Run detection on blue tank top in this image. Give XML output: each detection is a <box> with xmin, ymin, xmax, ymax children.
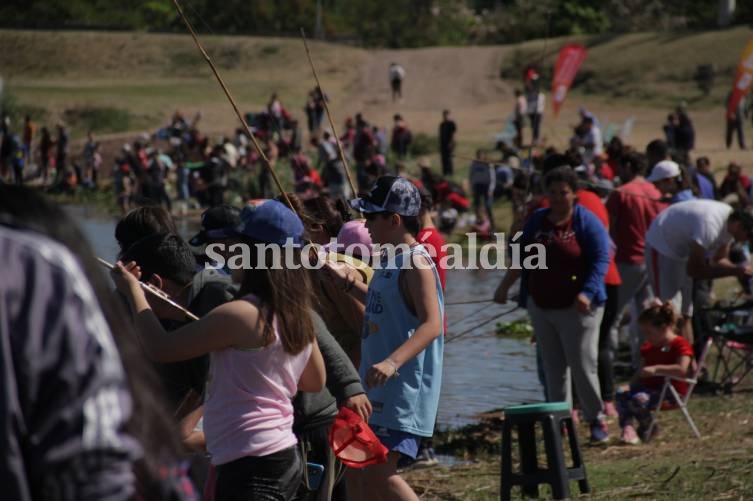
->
<box><xmin>360</xmin><ymin>244</ymin><xmax>444</xmax><ymax>436</ymax></box>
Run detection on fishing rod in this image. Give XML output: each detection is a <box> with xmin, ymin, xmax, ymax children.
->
<box><xmin>445</xmin><ymin>294</ymin><xmax>519</xmax><ymax>330</ymax></box>
<box><xmin>300</xmin><ymin>28</ymin><xmax>359</xmax><ymax>198</ymax></box>
<box><xmin>446</xmin><ymin>299</ymin><xmax>493</xmax><ymax>306</ymax></box>
<box><xmin>171</xmin><ymin>0</ymin><xmax>293</xmax><ymax>211</ymax></box>
<box><xmin>97</xmin><ymin>257</ymin><xmax>200</xmax><ymax>322</ymax></box>
<box><xmin>446</xmin><ymin>305</ymin><xmax>520</xmax><ymax>344</ymax></box>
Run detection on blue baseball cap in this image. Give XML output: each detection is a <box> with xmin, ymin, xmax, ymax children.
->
<box><xmin>235</xmin><ymin>200</ymin><xmax>304</xmax><ymax>246</ymax></box>
<box><xmin>350</xmin><ymin>176</ymin><xmax>421</xmax><ymax>217</ymax></box>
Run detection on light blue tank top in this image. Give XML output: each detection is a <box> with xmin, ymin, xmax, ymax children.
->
<box><xmin>360</xmin><ymin>244</ymin><xmax>444</xmax><ymax>437</ymax></box>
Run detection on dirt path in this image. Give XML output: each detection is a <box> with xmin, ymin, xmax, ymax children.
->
<box><xmin>332</xmin><ymin>46</ymin><xmax>514</xmax><ymax>148</ymax></box>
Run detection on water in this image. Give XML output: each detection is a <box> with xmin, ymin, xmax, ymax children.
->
<box><xmin>72</xmin><ymin>207</ymin><xmax>544</xmax><ymax>428</ymax></box>
<box><xmin>441</xmin><ymin>268</ymin><xmax>544</xmax><ymax>427</ymax></box>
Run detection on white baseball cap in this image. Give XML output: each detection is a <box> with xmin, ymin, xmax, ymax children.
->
<box><xmin>647</xmin><ymin>160</ymin><xmax>680</xmax><ymax>183</ymax></box>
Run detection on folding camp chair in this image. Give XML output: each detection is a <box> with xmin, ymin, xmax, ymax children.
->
<box><xmin>712</xmin><ymin>321</ymin><xmax>753</xmax><ymax>393</ymax></box>
<box><xmin>644</xmin><ymin>336</ymin><xmax>713</xmax><ymax>441</ymax></box>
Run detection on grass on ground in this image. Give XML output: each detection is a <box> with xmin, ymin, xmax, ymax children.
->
<box><xmin>404</xmin><ymin>384</ymin><xmax>753</xmax><ymax>500</ymax></box>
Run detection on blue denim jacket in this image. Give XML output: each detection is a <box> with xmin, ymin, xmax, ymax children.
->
<box><xmin>517</xmin><ymin>204</ymin><xmax>609</xmax><ymax>309</ymax></box>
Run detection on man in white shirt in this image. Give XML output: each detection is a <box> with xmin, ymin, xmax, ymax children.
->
<box><xmin>389</xmin><ymin>63</ymin><xmax>406</xmax><ymax>103</ymax></box>
<box><xmin>645</xmin><ymin>200</ymin><xmax>753</xmax><ymax>342</ymax></box>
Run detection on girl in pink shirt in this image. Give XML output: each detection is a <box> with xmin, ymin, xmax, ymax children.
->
<box><xmin>113</xmin><ymin>200</ymin><xmax>326</xmax><ymax>500</ymax></box>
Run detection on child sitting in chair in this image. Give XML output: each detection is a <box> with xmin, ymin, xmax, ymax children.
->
<box><xmin>617</xmin><ymin>300</ymin><xmax>694</xmax><ymax>444</ymax></box>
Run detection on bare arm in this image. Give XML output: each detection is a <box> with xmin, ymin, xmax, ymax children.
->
<box><xmin>298</xmin><ymin>339</ymin><xmax>326</xmax><ymax>393</ymax></box>
<box><xmin>112</xmin><ymin>261</ymin><xmax>263</xmax><ymax>362</ymax></box>
<box><xmin>686</xmin><ymin>242</ymin><xmax>748</xmax><ymax>280</ymax></box>
<box><xmin>365</xmin><ymin>255</ymin><xmax>442</xmax><ymax>389</ymax></box>
<box><xmin>179</xmin><ymin>405</ymin><xmax>206</xmax><ymax>453</ymax></box>
<box><xmin>493</xmin><ymin>268</ymin><xmax>522</xmax><ymax>304</ymax></box>
<box><xmin>642</xmin><ymin>355</ymin><xmax>692</xmax><ymax>379</ymax></box>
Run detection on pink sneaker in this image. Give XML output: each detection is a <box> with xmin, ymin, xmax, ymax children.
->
<box><xmin>620</xmin><ymin>424</ymin><xmax>640</xmax><ymax>445</ymax></box>
<box><xmin>604</xmin><ymin>401</ymin><xmax>618</xmax><ymax>418</ymax></box>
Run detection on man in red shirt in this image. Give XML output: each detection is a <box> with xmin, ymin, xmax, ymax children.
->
<box><xmin>605</xmin><ymin>151</ymin><xmax>667</xmax><ymax>368</ymax></box>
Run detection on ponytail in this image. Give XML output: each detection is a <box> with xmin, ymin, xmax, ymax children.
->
<box><xmin>638</xmin><ymin>300</ymin><xmax>677</xmax><ymax>328</ymax></box>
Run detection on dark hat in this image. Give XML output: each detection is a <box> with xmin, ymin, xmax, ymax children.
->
<box><xmin>188</xmin><ymin>205</ymin><xmax>241</xmax><ymax>248</ymax></box>
<box><xmin>349</xmin><ymin>176</ymin><xmax>420</xmax><ymax>217</ymax></box>
<box><xmin>234</xmin><ymin>200</ymin><xmax>304</xmax><ymax>247</ymax></box>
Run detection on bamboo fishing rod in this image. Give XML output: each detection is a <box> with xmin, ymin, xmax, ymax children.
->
<box><xmin>170</xmin><ymin>0</ymin><xmax>293</xmax><ymax>211</ymax></box>
<box><xmin>300</xmin><ymin>28</ymin><xmax>359</xmax><ymax>198</ymax></box>
<box><xmin>97</xmin><ymin>257</ymin><xmax>200</xmax><ymax>322</ymax></box>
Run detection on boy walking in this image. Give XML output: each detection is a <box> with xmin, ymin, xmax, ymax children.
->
<box><xmin>339</xmin><ymin>176</ymin><xmax>444</xmax><ymax>499</ymax></box>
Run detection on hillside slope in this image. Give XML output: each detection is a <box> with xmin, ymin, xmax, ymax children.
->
<box><xmin>2</xmin><ymin>27</ymin><xmax>753</xmax><ymax>169</ymax></box>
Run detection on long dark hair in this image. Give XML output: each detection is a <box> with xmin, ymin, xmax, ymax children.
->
<box><xmin>236</xmin><ymin>236</ymin><xmax>315</xmax><ymax>355</ymax></box>
<box><xmin>0</xmin><ymin>185</ymin><xmax>182</xmax><ymax>493</ymax></box>
<box><xmin>279</xmin><ymin>192</ymin><xmax>344</xmax><ymax>241</ymax></box>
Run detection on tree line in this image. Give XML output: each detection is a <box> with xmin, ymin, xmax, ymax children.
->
<box><xmin>2</xmin><ymin>0</ymin><xmax>751</xmax><ymax>48</ymax></box>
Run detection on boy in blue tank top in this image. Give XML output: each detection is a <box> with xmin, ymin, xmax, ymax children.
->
<box><xmin>337</xmin><ymin>176</ymin><xmax>444</xmax><ymax>500</ymax></box>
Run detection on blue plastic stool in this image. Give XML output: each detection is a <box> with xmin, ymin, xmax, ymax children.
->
<box><xmin>501</xmin><ymin>402</ymin><xmax>589</xmax><ymax>500</ymax></box>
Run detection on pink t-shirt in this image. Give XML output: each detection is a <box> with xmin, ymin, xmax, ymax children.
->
<box><xmin>605</xmin><ymin>179</ymin><xmax>666</xmax><ymax>265</ymax></box>
<box><xmin>203</xmin><ymin>298</ymin><xmax>313</xmax><ymax>465</ymax></box>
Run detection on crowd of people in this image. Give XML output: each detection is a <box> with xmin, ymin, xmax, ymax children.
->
<box><xmin>1</xmin><ymin>165</ymin><xmax>452</xmax><ymax>500</ymax></box>
<box><xmin>494</xmin><ymin>125</ymin><xmax>753</xmax><ymax>445</ymax></box>
<box><xmin>5</xmin><ymin>53</ymin><xmax>753</xmax><ymax>500</ymax></box>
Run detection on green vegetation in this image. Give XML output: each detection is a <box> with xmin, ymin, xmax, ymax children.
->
<box><xmin>495</xmin><ymin>318</ymin><xmax>533</xmax><ymax>338</ymax></box>
<box><xmin>62</xmin><ymin>106</ymin><xmax>132</xmax><ymax>135</ymax></box>
<box><xmin>406</xmin><ymin>376</ymin><xmax>753</xmax><ymax>499</ymax></box>
<box><xmin>1</xmin><ymin>0</ymin><xmax>751</xmax><ymax>48</ymax></box>
<box><xmin>0</xmin><ymin>90</ymin><xmax>47</xmax><ymax>125</ymax></box>
<box><xmin>408</xmin><ymin>132</ymin><xmax>438</xmax><ymax>157</ymax></box>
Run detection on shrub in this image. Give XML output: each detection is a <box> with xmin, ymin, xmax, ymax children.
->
<box><xmin>63</xmin><ymin>106</ymin><xmax>131</xmax><ymax>134</ymax></box>
<box><xmin>409</xmin><ymin>132</ymin><xmax>438</xmax><ymax>156</ymax></box>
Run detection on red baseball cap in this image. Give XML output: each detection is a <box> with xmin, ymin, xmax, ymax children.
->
<box><xmin>328</xmin><ymin>407</ymin><xmax>389</xmax><ymax>469</ymax></box>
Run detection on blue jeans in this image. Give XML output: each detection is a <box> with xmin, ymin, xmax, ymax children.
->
<box><xmin>616</xmin><ymin>385</ymin><xmax>662</xmax><ymax>429</ymax></box>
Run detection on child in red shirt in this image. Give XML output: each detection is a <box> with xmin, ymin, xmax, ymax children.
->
<box><xmin>617</xmin><ymin>300</ymin><xmax>693</xmax><ymax>444</ymax></box>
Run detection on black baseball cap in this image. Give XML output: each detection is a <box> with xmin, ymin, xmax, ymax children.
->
<box><xmin>189</xmin><ymin>205</ymin><xmax>241</xmax><ymax>249</ymax></box>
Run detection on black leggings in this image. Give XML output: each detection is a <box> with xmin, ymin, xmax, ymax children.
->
<box><xmin>215</xmin><ymin>446</ymin><xmax>302</xmax><ymax>501</ymax></box>
<box><xmin>598</xmin><ymin>284</ymin><xmax>619</xmax><ymax>402</ymax></box>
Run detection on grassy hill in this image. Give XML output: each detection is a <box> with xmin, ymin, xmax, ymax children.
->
<box><xmin>2</xmin><ymin>27</ymin><xmax>752</xmax><ymax>139</ymax></box>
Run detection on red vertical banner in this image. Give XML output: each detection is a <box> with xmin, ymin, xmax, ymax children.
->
<box><xmin>727</xmin><ymin>39</ymin><xmax>753</xmax><ymax>119</ymax></box>
<box><xmin>551</xmin><ymin>44</ymin><xmax>588</xmax><ymax>117</ymax></box>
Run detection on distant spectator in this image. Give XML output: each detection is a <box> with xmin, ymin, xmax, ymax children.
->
<box><xmin>391</xmin><ymin>114</ymin><xmax>412</xmax><ymax>159</ymax></box>
<box><xmin>726</xmin><ymin>92</ymin><xmax>746</xmax><ymax>150</ymax></box>
<box><xmin>22</xmin><ymin>115</ymin><xmax>34</xmax><ymax>167</ymax></box>
<box><xmin>388</xmin><ymin>63</ymin><xmax>406</xmax><ymax>102</ymax></box>
<box><xmin>695</xmin><ymin>157</ymin><xmax>717</xmax><ymax>200</ymax></box>
<box><xmin>513</xmin><ymin>89</ymin><xmax>526</xmax><ymax>148</ymax></box>
<box><xmin>38</xmin><ymin>126</ymin><xmax>53</xmax><ymax>184</ymax></box>
<box><xmin>468</xmin><ymin>150</ymin><xmax>495</xmax><ymax>231</ymax></box>
<box><xmin>662</xmin><ymin>113</ymin><xmax>677</xmax><ymax>150</ymax></box>
<box><xmin>719</xmin><ymin>161</ymin><xmax>751</xmax><ymax>206</ymax></box>
<box><xmin>438</xmin><ymin>110</ymin><xmax>456</xmax><ymax>177</ymax></box>
<box><xmin>674</xmin><ymin>104</ymin><xmax>695</xmax><ymax>153</ymax></box>
<box><xmin>55</xmin><ymin>123</ymin><xmax>68</xmax><ymax>184</ymax></box>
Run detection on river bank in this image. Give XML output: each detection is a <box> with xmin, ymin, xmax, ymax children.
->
<box><xmin>403</xmin><ymin>377</ymin><xmax>753</xmax><ymax>500</ymax></box>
